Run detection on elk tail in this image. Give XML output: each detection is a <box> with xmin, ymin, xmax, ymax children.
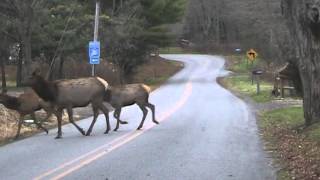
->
<box><xmin>141</xmin><ymin>84</ymin><xmax>152</xmax><ymax>93</ymax></box>
<box><xmin>96</xmin><ymin>77</ymin><xmax>109</xmax><ymax>91</ymax></box>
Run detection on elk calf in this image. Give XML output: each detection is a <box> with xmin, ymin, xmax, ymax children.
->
<box><xmin>104</xmin><ymin>84</ymin><xmax>159</xmax><ymax>131</ymax></box>
<box><xmin>0</xmin><ymin>89</ymin><xmax>53</xmax><ymax>139</ymax></box>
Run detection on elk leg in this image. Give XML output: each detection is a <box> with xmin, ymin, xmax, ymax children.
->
<box><xmin>86</xmin><ymin>106</ymin><xmax>99</xmax><ymax>136</ymax></box>
<box><xmin>137</xmin><ymin>105</ymin><xmax>148</xmax><ymax>130</ymax></box>
<box><xmin>114</xmin><ymin>108</ymin><xmax>128</xmax><ymax>125</ymax></box>
<box><xmin>146</xmin><ymin>103</ymin><xmax>159</xmax><ymax>124</ymax></box>
<box><xmin>114</xmin><ymin>108</ymin><xmax>121</xmax><ymax>131</ymax></box>
<box><xmin>99</xmin><ymin>104</ymin><xmax>110</xmax><ymax>134</ymax></box>
<box><xmin>31</xmin><ymin>113</ymin><xmax>48</xmax><ymax>134</ymax></box>
<box><xmin>42</xmin><ymin>103</ymin><xmax>53</xmax><ymax>122</ymax></box>
<box><xmin>66</xmin><ymin>107</ymin><xmax>85</xmax><ymax>135</ymax></box>
<box><xmin>55</xmin><ymin>109</ymin><xmax>63</xmax><ymax>139</ymax></box>
<box><xmin>15</xmin><ymin>115</ymin><xmax>24</xmax><ymax>140</ymax></box>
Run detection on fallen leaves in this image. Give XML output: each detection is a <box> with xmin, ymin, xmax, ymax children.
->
<box><xmin>262</xmin><ymin>125</ymin><xmax>320</xmax><ymax>180</ymax></box>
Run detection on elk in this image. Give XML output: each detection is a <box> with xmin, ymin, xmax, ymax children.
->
<box><xmin>26</xmin><ymin>70</ymin><xmax>114</xmax><ymax>139</ymax></box>
<box><xmin>0</xmin><ymin>89</ymin><xmax>53</xmax><ymax>139</ymax></box>
<box><xmin>103</xmin><ymin>84</ymin><xmax>159</xmax><ymax>131</ymax></box>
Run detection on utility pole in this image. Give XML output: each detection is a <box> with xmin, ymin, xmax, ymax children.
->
<box><xmin>92</xmin><ymin>0</ymin><xmax>100</xmax><ymax>76</ymax></box>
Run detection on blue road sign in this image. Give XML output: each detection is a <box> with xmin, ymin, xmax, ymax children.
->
<box><xmin>89</xmin><ymin>41</ymin><xmax>100</xmax><ymax>64</ymax></box>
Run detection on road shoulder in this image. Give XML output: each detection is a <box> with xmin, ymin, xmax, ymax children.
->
<box><xmin>219</xmin><ymin>55</ymin><xmax>320</xmax><ymax>180</ymax></box>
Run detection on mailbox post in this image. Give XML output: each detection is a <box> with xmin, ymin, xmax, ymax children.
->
<box><xmin>252</xmin><ymin>69</ymin><xmax>264</xmax><ymax>95</ymax></box>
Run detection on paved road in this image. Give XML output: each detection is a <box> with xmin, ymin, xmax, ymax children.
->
<box><xmin>0</xmin><ymin>55</ymin><xmax>275</xmax><ymax>180</ymax></box>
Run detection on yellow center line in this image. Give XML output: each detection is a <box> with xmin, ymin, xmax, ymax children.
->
<box><xmin>34</xmin><ymin>82</ymin><xmax>193</xmax><ymax>180</ymax></box>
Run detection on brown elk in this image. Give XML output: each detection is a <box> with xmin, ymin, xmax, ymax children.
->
<box><xmin>26</xmin><ymin>70</ymin><xmax>114</xmax><ymax>139</ymax></box>
<box><xmin>0</xmin><ymin>89</ymin><xmax>53</xmax><ymax>139</ymax></box>
<box><xmin>103</xmin><ymin>84</ymin><xmax>158</xmax><ymax>132</ymax></box>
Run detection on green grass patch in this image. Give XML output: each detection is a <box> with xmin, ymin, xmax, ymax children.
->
<box><xmin>223</xmin><ymin>75</ymin><xmax>273</xmax><ymax>103</ymax></box>
<box><xmin>260</xmin><ymin>106</ymin><xmax>320</xmax><ymax>142</ymax></box>
<box><xmin>307</xmin><ymin>123</ymin><xmax>320</xmax><ymax>141</ymax></box>
<box><xmin>260</xmin><ymin>107</ymin><xmax>304</xmax><ymax>129</ymax></box>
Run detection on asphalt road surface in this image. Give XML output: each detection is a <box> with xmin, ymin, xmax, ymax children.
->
<box><xmin>0</xmin><ymin>55</ymin><xmax>275</xmax><ymax>180</ymax></box>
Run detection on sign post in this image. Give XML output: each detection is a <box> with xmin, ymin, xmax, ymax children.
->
<box><xmin>90</xmin><ymin>0</ymin><xmax>100</xmax><ymax>76</ymax></box>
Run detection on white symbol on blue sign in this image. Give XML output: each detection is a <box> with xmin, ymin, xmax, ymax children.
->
<box><xmin>89</xmin><ymin>41</ymin><xmax>100</xmax><ymax>65</ymax></box>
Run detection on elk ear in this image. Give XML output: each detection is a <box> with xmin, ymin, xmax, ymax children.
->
<box><xmin>32</xmin><ymin>68</ymin><xmax>41</xmax><ymax>76</ymax></box>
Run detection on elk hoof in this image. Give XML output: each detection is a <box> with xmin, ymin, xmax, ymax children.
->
<box><xmin>113</xmin><ymin>128</ymin><xmax>118</xmax><ymax>132</ymax></box>
<box><xmin>119</xmin><ymin>120</ymin><xmax>128</xmax><ymax>124</ymax></box>
<box><xmin>55</xmin><ymin>136</ymin><xmax>62</xmax><ymax>139</ymax></box>
<box><xmin>137</xmin><ymin>127</ymin><xmax>142</xmax><ymax>130</ymax></box>
<box><xmin>80</xmin><ymin>129</ymin><xmax>86</xmax><ymax>135</ymax></box>
<box><xmin>85</xmin><ymin>132</ymin><xmax>91</xmax><ymax>136</ymax></box>
<box><xmin>104</xmin><ymin>130</ymin><xmax>109</xmax><ymax>134</ymax></box>
<box><xmin>153</xmin><ymin>120</ymin><xmax>159</xmax><ymax>124</ymax></box>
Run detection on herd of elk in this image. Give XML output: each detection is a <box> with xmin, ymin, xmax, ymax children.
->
<box><xmin>0</xmin><ymin>70</ymin><xmax>157</xmax><ymax>139</ymax></box>
<box><xmin>0</xmin><ymin>89</ymin><xmax>53</xmax><ymax>139</ymax></box>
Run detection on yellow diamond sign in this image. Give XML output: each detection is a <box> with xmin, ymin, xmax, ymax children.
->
<box><xmin>247</xmin><ymin>49</ymin><xmax>258</xmax><ymax>61</ymax></box>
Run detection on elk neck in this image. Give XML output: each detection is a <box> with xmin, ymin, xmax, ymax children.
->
<box><xmin>31</xmin><ymin>76</ymin><xmax>57</xmax><ymax>102</ymax></box>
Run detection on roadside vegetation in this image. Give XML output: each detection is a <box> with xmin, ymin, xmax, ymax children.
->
<box><xmin>158</xmin><ymin>47</ymin><xmax>200</xmax><ymax>54</ymax></box>
<box><xmin>260</xmin><ymin>107</ymin><xmax>320</xmax><ymax>180</ymax></box>
<box><xmin>221</xmin><ymin>54</ymin><xmax>319</xmax><ymax>180</ymax></box>
<box><xmin>221</xmin><ymin>55</ymin><xmax>273</xmax><ymax>103</ymax></box>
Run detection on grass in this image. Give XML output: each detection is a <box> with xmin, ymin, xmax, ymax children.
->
<box><xmin>221</xmin><ymin>55</ymin><xmax>274</xmax><ymax>103</ymax></box>
<box><xmin>223</xmin><ymin>74</ymin><xmax>273</xmax><ymax>103</ymax></box>
<box><xmin>260</xmin><ymin>107</ymin><xmax>304</xmax><ymax>129</ymax></box>
<box><xmin>260</xmin><ymin>106</ymin><xmax>320</xmax><ymax>142</ymax></box>
<box><xmin>306</xmin><ymin>122</ymin><xmax>320</xmax><ymax>142</ymax></box>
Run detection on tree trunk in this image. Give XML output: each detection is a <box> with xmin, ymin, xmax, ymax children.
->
<box><xmin>0</xmin><ymin>56</ymin><xmax>7</xmax><ymax>93</ymax></box>
<box><xmin>16</xmin><ymin>44</ymin><xmax>23</xmax><ymax>87</ymax></box>
<box><xmin>215</xmin><ymin>16</ymin><xmax>220</xmax><ymax>45</ymax></box>
<box><xmin>58</xmin><ymin>56</ymin><xmax>65</xmax><ymax>79</ymax></box>
<box><xmin>282</xmin><ymin>0</ymin><xmax>320</xmax><ymax>125</ymax></box>
<box><xmin>112</xmin><ymin>0</ymin><xmax>116</xmax><ymax>15</ymax></box>
<box><xmin>299</xmin><ymin>63</ymin><xmax>320</xmax><ymax>125</ymax></box>
<box><xmin>20</xmin><ymin>33</ymin><xmax>32</xmax><ymax>82</ymax></box>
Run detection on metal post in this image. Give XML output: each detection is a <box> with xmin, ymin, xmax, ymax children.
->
<box><xmin>256</xmin><ymin>75</ymin><xmax>260</xmax><ymax>95</ymax></box>
<box><xmin>92</xmin><ymin>0</ymin><xmax>100</xmax><ymax>76</ymax></box>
